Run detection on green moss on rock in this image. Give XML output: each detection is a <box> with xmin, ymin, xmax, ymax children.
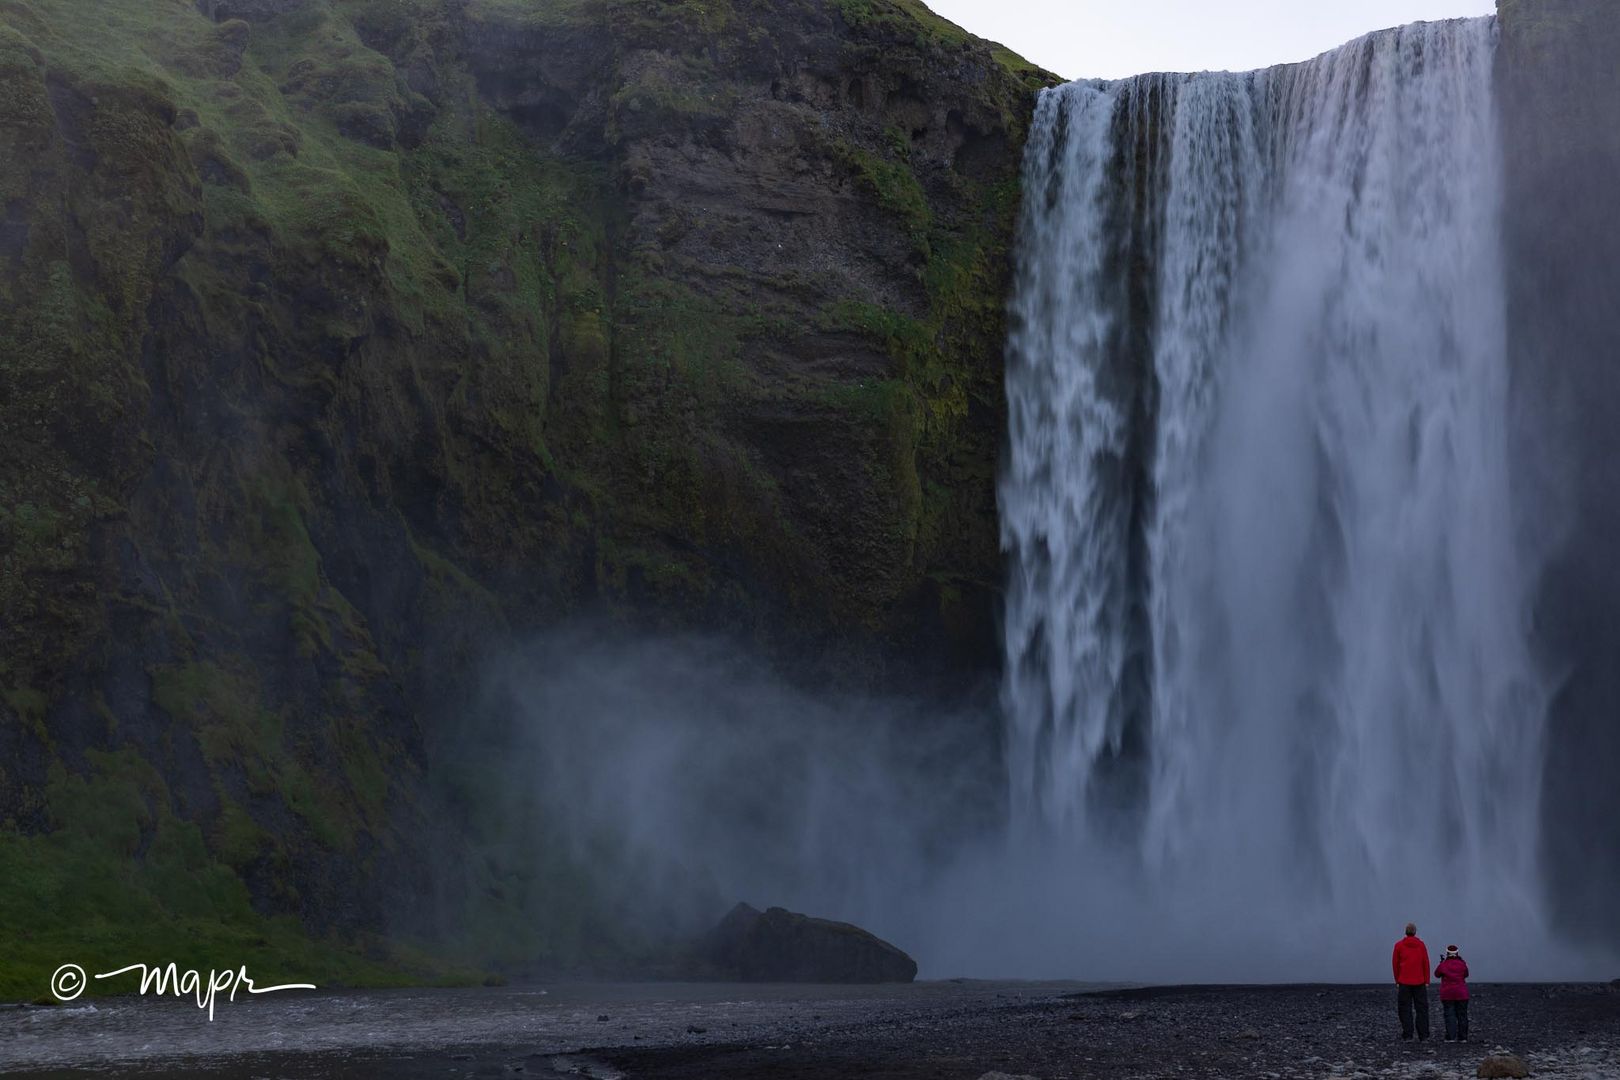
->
<box><xmin>0</xmin><ymin>0</ymin><xmax>1050</xmax><ymax>987</ymax></box>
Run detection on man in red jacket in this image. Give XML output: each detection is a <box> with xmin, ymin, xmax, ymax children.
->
<box><xmin>1392</xmin><ymin>922</ymin><xmax>1432</xmax><ymax>1040</ymax></box>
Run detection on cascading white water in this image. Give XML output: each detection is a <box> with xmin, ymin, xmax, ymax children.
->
<box><xmin>1002</xmin><ymin>18</ymin><xmax>1557</xmax><ymax>964</ymax></box>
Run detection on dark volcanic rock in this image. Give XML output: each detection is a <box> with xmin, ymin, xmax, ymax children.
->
<box><xmin>704</xmin><ymin>902</ymin><xmax>918</xmax><ymax>984</ymax></box>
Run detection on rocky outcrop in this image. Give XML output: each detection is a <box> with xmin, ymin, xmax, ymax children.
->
<box><xmin>702</xmin><ymin>902</ymin><xmax>918</xmax><ymax>983</ymax></box>
<box><xmin>0</xmin><ymin>0</ymin><xmax>1049</xmax><ymax>994</ymax></box>
<box><xmin>1496</xmin><ymin>0</ymin><xmax>1620</xmax><ymax>950</ymax></box>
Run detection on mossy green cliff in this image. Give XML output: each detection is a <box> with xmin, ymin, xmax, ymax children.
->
<box><xmin>0</xmin><ymin>0</ymin><xmax>1053</xmax><ymax>994</ymax></box>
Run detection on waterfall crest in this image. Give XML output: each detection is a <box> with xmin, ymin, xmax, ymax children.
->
<box><xmin>1002</xmin><ymin>17</ymin><xmax>1555</xmax><ymax>959</ymax></box>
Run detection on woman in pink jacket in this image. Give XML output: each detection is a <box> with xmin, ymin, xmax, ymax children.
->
<box><xmin>1435</xmin><ymin>944</ymin><xmax>1470</xmax><ymax>1041</ymax></box>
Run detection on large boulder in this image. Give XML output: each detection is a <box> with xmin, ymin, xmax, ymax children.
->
<box><xmin>703</xmin><ymin>903</ymin><xmax>918</xmax><ymax>984</ymax></box>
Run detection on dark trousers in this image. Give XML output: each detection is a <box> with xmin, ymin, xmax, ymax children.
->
<box><xmin>1397</xmin><ymin>984</ymin><xmax>1430</xmax><ymax>1040</ymax></box>
<box><xmin>1443</xmin><ymin>999</ymin><xmax>1470</xmax><ymax>1041</ymax></box>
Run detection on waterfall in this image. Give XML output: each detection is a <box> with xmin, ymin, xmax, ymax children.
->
<box><xmin>1002</xmin><ymin>18</ymin><xmax>1556</xmax><ymax>960</ymax></box>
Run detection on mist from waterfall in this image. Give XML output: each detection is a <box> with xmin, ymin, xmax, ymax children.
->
<box><xmin>994</xmin><ymin>16</ymin><xmax>1582</xmax><ymax>977</ymax></box>
<box><xmin>487</xmin><ymin>18</ymin><xmax>1615</xmax><ymax>984</ymax></box>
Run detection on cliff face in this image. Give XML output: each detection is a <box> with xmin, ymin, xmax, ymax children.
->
<box><xmin>0</xmin><ymin>0</ymin><xmax>1049</xmax><ymax>990</ymax></box>
<box><xmin>1496</xmin><ymin>0</ymin><xmax>1620</xmax><ymax>947</ymax></box>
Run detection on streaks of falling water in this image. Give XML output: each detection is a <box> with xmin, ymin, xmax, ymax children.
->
<box><xmin>1002</xmin><ymin>18</ymin><xmax>1551</xmax><ymax>942</ymax></box>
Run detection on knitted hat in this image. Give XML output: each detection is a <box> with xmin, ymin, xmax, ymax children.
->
<box><xmin>1446</xmin><ymin>945</ymin><xmax>1459</xmax><ymax>956</ymax></box>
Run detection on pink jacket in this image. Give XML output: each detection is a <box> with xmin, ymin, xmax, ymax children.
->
<box><xmin>1435</xmin><ymin>956</ymin><xmax>1470</xmax><ymax>1001</ymax></box>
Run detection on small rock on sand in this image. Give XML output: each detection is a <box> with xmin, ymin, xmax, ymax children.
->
<box><xmin>1477</xmin><ymin>1053</ymin><xmax>1531</xmax><ymax>1079</ymax></box>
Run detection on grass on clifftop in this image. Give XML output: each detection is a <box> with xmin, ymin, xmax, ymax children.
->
<box><xmin>835</xmin><ymin>0</ymin><xmax>1055</xmax><ymax>87</ymax></box>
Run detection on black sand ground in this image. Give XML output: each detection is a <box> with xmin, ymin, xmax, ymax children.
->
<box><xmin>599</xmin><ymin>983</ymin><xmax>1620</xmax><ymax>1080</ymax></box>
<box><xmin>4</xmin><ymin>983</ymin><xmax>1617</xmax><ymax>1079</ymax></box>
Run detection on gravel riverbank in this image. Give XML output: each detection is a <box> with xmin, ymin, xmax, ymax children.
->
<box><xmin>3</xmin><ymin>982</ymin><xmax>1615</xmax><ymax>1078</ymax></box>
<box><xmin>598</xmin><ymin>983</ymin><xmax>1620</xmax><ymax>1080</ymax></box>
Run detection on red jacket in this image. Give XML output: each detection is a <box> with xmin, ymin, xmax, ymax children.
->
<box><xmin>1393</xmin><ymin>936</ymin><xmax>1431</xmax><ymax>985</ymax></box>
<box><xmin>1435</xmin><ymin>956</ymin><xmax>1470</xmax><ymax>1001</ymax></box>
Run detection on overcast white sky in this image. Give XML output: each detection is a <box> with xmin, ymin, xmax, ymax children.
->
<box><xmin>925</xmin><ymin>0</ymin><xmax>1498</xmax><ymax>80</ymax></box>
